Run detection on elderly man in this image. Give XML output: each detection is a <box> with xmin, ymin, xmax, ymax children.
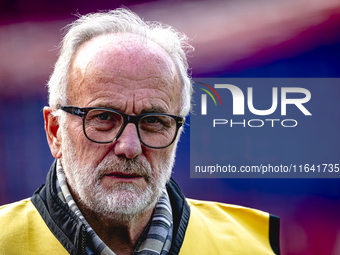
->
<box><xmin>0</xmin><ymin>9</ymin><xmax>279</xmax><ymax>255</ymax></box>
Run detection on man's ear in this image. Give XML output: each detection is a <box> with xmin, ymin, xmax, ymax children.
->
<box><xmin>44</xmin><ymin>107</ymin><xmax>62</xmax><ymax>159</ymax></box>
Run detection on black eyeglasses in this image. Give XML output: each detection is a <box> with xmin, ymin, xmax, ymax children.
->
<box><xmin>58</xmin><ymin>106</ymin><xmax>184</xmax><ymax>149</ymax></box>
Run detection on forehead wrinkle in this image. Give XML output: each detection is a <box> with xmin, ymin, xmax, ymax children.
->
<box><xmin>69</xmin><ymin>67</ymin><xmax>180</xmax><ymax>113</ymax></box>
<box><xmin>81</xmin><ymin>72</ymin><xmax>173</xmax><ymax>87</ymax></box>
<box><xmin>137</xmin><ymin>99</ymin><xmax>169</xmax><ymax>114</ymax></box>
<box><xmin>134</xmin><ymin>88</ymin><xmax>173</xmax><ymax>102</ymax></box>
<box><xmin>77</xmin><ymin>70</ymin><xmax>176</xmax><ymax>100</ymax></box>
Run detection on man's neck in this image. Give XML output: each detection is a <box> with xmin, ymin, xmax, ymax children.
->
<box><xmin>80</xmin><ymin>204</ymin><xmax>154</xmax><ymax>255</ymax></box>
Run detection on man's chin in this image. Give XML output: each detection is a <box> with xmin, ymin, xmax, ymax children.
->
<box><xmin>80</xmin><ymin>185</ymin><xmax>157</xmax><ymax>220</ymax></box>
<box><xmin>99</xmin><ymin>179</ymin><xmax>147</xmax><ymax>193</ymax></box>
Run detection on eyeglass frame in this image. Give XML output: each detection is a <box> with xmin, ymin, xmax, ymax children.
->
<box><xmin>57</xmin><ymin>105</ymin><xmax>185</xmax><ymax>149</ymax></box>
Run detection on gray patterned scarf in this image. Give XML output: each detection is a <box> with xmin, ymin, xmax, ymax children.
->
<box><xmin>56</xmin><ymin>160</ymin><xmax>173</xmax><ymax>255</ymax></box>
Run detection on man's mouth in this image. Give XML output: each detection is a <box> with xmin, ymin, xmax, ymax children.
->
<box><xmin>105</xmin><ymin>172</ymin><xmax>144</xmax><ymax>179</ymax></box>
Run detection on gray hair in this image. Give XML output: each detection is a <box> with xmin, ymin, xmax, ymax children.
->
<box><xmin>47</xmin><ymin>8</ymin><xmax>194</xmax><ymax>117</ymax></box>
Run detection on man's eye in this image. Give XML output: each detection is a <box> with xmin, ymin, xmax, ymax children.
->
<box><xmin>141</xmin><ymin>116</ymin><xmax>172</xmax><ymax>129</ymax></box>
<box><xmin>144</xmin><ymin>116</ymin><xmax>159</xmax><ymax>123</ymax></box>
<box><xmin>97</xmin><ymin>112</ymin><xmax>117</xmax><ymax>120</ymax></box>
<box><xmin>98</xmin><ymin>112</ymin><xmax>111</xmax><ymax>120</ymax></box>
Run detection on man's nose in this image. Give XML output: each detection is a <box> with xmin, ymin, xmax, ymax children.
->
<box><xmin>114</xmin><ymin>123</ymin><xmax>142</xmax><ymax>159</ymax></box>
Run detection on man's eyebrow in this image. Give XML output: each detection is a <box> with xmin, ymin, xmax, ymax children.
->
<box><xmin>91</xmin><ymin>104</ymin><xmax>168</xmax><ymax>114</ymax></box>
<box><xmin>91</xmin><ymin>103</ymin><xmax>120</xmax><ymax>111</ymax></box>
<box><xmin>141</xmin><ymin>106</ymin><xmax>167</xmax><ymax>114</ymax></box>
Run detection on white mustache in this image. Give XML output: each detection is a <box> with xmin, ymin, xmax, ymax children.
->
<box><xmin>95</xmin><ymin>157</ymin><xmax>153</xmax><ymax>181</ymax></box>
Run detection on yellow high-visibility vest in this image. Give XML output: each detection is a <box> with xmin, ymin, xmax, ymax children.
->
<box><xmin>0</xmin><ymin>198</ymin><xmax>278</xmax><ymax>254</ymax></box>
<box><xmin>180</xmin><ymin>199</ymin><xmax>278</xmax><ymax>254</ymax></box>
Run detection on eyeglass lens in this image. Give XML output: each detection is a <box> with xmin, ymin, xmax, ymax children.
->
<box><xmin>84</xmin><ymin>109</ymin><xmax>177</xmax><ymax>147</ymax></box>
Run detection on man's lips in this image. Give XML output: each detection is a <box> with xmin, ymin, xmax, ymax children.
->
<box><xmin>104</xmin><ymin>172</ymin><xmax>144</xmax><ymax>179</ymax></box>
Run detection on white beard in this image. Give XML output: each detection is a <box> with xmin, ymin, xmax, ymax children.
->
<box><xmin>60</xmin><ymin>125</ymin><xmax>176</xmax><ymax>221</ymax></box>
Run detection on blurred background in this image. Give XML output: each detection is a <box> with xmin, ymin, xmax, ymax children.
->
<box><xmin>0</xmin><ymin>0</ymin><xmax>340</xmax><ymax>254</ymax></box>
